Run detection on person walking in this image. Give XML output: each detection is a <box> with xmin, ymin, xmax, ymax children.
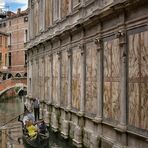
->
<box><xmin>33</xmin><ymin>98</ymin><xmax>40</xmax><ymax>121</ymax></box>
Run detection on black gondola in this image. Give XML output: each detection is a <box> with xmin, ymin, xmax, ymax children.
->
<box><xmin>18</xmin><ymin>115</ymin><xmax>49</xmax><ymax>148</ymax></box>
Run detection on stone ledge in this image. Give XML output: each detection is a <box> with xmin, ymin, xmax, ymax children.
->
<box><xmin>127</xmin><ymin>130</ymin><xmax>148</xmax><ymax>141</ymax></box>
<box><xmin>114</xmin><ymin>124</ymin><xmax>127</xmax><ymax>133</ymax></box>
<box><xmin>61</xmin><ymin>132</ymin><xmax>68</xmax><ymax>139</ymax></box>
<box><xmin>72</xmin><ymin>139</ymin><xmax>83</xmax><ymax>148</ymax></box>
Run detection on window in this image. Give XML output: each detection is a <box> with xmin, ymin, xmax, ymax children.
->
<box><xmin>5</xmin><ymin>53</ymin><xmax>7</xmax><ymax>66</ymax></box>
<box><xmin>25</xmin><ymin>51</ymin><xmax>27</xmax><ymax>66</ymax></box>
<box><xmin>9</xmin><ymin>21</ymin><xmax>11</xmax><ymax>26</ymax></box>
<box><xmin>0</xmin><ymin>53</ymin><xmax>2</xmax><ymax>63</ymax></box>
<box><xmin>8</xmin><ymin>52</ymin><xmax>11</xmax><ymax>67</ymax></box>
<box><xmin>8</xmin><ymin>33</ymin><xmax>11</xmax><ymax>46</ymax></box>
<box><xmin>5</xmin><ymin>36</ymin><xmax>7</xmax><ymax>48</ymax></box>
<box><xmin>61</xmin><ymin>0</ymin><xmax>69</xmax><ymax>18</ymax></box>
<box><xmin>24</xmin><ymin>17</ymin><xmax>28</xmax><ymax>22</ymax></box>
<box><xmin>24</xmin><ymin>29</ymin><xmax>28</xmax><ymax>43</ymax></box>
<box><xmin>39</xmin><ymin>0</ymin><xmax>44</xmax><ymax>31</ymax></box>
<box><xmin>15</xmin><ymin>73</ymin><xmax>21</xmax><ymax>77</ymax></box>
<box><xmin>0</xmin><ymin>36</ymin><xmax>2</xmax><ymax>46</ymax></box>
<box><xmin>53</xmin><ymin>0</ymin><xmax>60</xmax><ymax>22</ymax></box>
<box><xmin>3</xmin><ymin>22</ymin><xmax>6</xmax><ymax>27</ymax></box>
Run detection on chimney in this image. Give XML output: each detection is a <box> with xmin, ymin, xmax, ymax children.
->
<box><xmin>17</xmin><ymin>8</ymin><xmax>21</xmax><ymax>14</ymax></box>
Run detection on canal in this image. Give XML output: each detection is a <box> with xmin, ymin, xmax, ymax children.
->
<box><xmin>0</xmin><ymin>96</ymin><xmax>74</xmax><ymax>148</ymax></box>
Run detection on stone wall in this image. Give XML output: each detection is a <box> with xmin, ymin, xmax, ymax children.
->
<box><xmin>27</xmin><ymin>0</ymin><xmax>148</xmax><ymax>148</ymax></box>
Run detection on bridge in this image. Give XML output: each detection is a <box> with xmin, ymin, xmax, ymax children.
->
<box><xmin>0</xmin><ymin>78</ymin><xmax>27</xmax><ymax>98</ymax></box>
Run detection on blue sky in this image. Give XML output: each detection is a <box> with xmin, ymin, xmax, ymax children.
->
<box><xmin>0</xmin><ymin>0</ymin><xmax>28</xmax><ymax>12</ymax></box>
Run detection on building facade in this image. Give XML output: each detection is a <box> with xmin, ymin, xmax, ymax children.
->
<box><xmin>26</xmin><ymin>0</ymin><xmax>148</xmax><ymax>148</ymax></box>
<box><xmin>0</xmin><ymin>31</ymin><xmax>8</xmax><ymax>73</ymax></box>
<box><xmin>0</xmin><ymin>9</ymin><xmax>28</xmax><ymax>78</ymax></box>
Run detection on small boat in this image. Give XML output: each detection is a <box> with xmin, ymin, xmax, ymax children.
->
<box><xmin>18</xmin><ymin>114</ymin><xmax>49</xmax><ymax>148</ymax></box>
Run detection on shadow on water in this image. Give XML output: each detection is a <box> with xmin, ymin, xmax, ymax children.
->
<box><xmin>47</xmin><ymin>127</ymin><xmax>75</xmax><ymax>148</ymax></box>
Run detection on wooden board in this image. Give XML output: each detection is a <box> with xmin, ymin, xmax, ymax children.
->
<box><xmin>72</xmin><ymin>47</ymin><xmax>81</xmax><ymax>110</ymax></box>
<box><xmin>103</xmin><ymin>39</ymin><xmax>120</xmax><ymax>120</ymax></box>
<box><xmin>85</xmin><ymin>42</ymin><xmax>97</xmax><ymax>114</ymax></box>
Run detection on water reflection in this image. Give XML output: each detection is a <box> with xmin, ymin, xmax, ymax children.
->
<box><xmin>0</xmin><ymin>97</ymin><xmax>74</xmax><ymax>148</ymax></box>
<box><xmin>0</xmin><ymin>96</ymin><xmax>24</xmax><ymax>126</ymax></box>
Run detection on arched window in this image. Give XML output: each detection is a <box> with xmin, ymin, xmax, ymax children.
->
<box><xmin>15</xmin><ymin>73</ymin><xmax>21</xmax><ymax>77</ymax></box>
<box><xmin>7</xmin><ymin>73</ymin><xmax>13</xmax><ymax>79</ymax></box>
<box><xmin>24</xmin><ymin>73</ymin><xmax>27</xmax><ymax>77</ymax></box>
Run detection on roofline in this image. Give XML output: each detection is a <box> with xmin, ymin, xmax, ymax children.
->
<box><xmin>0</xmin><ymin>9</ymin><xmax>28</xmax><ymax>22</ymax></box>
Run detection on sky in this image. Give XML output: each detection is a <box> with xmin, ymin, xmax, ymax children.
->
<box><xmin>0</xmin><ymin>0</ymin><xmax>28</xmax><ymax>12</ymax></box>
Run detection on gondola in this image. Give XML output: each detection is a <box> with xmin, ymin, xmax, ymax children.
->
<box><xmin>18</xmin><ymin>114</ymin><xmax>49</xmax><ymax>148</ymax></box>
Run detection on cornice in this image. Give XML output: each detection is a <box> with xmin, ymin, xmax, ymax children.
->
<box><xmin>26</xmin><ymin>0</ymin><xmax>147</xmax><ymax>50</ymax></box>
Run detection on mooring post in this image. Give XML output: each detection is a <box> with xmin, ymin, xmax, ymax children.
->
<box><xmin>1</xmin><ymin>126</ymin><xmax>7</xmax><ymax>148</ymax></box>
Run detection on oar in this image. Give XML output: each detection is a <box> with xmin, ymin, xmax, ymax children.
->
<box><xmin>0</xmin><ymin>112</ymin><xmax>25</xmax><ymax>128</ymax></box>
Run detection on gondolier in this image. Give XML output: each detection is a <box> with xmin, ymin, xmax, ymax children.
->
<box><xmin>33</xmin><ymin>98</ymin><xmax>40</xmax><ymax>121</ymax></box>
<box><xmin>18</xmin><ymin>113</ymin><xmax>49</xmax><ymax>148</ymax></box>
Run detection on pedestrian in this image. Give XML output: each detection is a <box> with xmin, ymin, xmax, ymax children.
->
<box><xmin>33</xmin><ymin>98</ymin><xmax>40</xmax><ymax>121</ymax></box>
<box><xmin>24</xmin><ymin>98</ymin><xmax>31</xmax><ymax>112</ymax></box>
<box><xmin>37</xmin><ymin>119</ymin><xmax>46</xmax><ymax>134</ymax></box>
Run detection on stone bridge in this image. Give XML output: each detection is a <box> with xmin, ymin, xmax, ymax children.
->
<box><xmin>0</xmin><ymin>78</ymin><xmax>27</xmax><ymax>97</ymax></box>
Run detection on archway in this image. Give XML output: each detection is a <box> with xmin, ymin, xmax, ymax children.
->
<box><xmin>15</xmin><ymin>73</ymin><xmax>21</xmax><ymax>78</ymax></box>
<box><xmin>7</xmin><ymin>73</ymin><xmax>13</xmax><ymax>79</ymax></box>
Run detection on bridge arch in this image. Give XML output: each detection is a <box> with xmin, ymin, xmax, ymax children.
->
<box><xmin>0</xmin><ymin>83</ymin><xmax>27</xmax><ymax>97</ymax></box>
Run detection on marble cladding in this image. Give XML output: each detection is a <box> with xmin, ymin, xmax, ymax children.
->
<box><xmin>61</xmin><ymin>51</ymin><xmax>68</xmax><ymax>107</ymax></box>
<box><xmin>72</xmin><ymin>47</ymin><xmax>81</xmax><ymax>110</ymax></box>
<box><xmin>85</xmin><ymin>42</ymin><xmax>97</xmax><ymax>115</ymax></box>
<box><xmin>53</xmin><ymin>53</ymin><xmax>59</xmax><ymax>105</ymax></box>
<box><xmin>128</xmin><ymin>31</ymin><xmax>148</xmax><ymax>130</ymax></box>
<box><xmin>103</xmin><ymin>39</ymin><xmax>120</xmax><ymax>121</ymax></box>
<box><xmin>61</xmin><ymin>0</ymin><xmax>69</xmax><ymax>18</ymax></box>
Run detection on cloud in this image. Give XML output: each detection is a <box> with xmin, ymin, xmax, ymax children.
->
<box><xmin>20</xmin><ymin>3</ymin><xmax>27</xmax><ymax>11</ymax></box>
<box><xmin>0</xmin><ymin>0</ymin><xmax>5</xmax><ymax>8</ymax></box>
<box><xmin>3</xmin><ymin>0</ymin><xmax>28</xmax><ymax>11</ymax></box>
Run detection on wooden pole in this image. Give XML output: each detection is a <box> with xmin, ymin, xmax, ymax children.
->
<box><xmin>1</xmin><ymin>126</ymin><xmax>7</xmax><ymax>148</ymax></box>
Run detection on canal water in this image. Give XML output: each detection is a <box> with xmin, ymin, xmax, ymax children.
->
<box><xmin>0</xmin><ymin>96</ymin><xmax>74</xmax><ymax>148</ymax></box>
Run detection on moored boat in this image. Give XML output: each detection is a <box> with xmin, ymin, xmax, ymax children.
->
<box><xmin>18</xmin><ymin>114</ymin><xmax>49</xmax><ymax>148</ymax></box>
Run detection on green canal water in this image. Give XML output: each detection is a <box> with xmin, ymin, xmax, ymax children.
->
<box><xmin>0</xmin><ymin>96</ymin><xmax>74</xmax><ymax>148</ymax></box>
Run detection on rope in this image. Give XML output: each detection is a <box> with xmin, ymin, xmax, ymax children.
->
<box><xmin>0</xmin><ymin>112</ymin><xmax>25</xmax><ymax>128</ymax></box>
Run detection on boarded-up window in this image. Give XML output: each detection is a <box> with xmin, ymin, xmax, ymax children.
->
<box><xmin>128</xmin><ymin>31</ymin><xmax>148</xmax><ymax>130</ymax></box>
<box><xmin>61</xmin><ymin>50</ymin><xmax>68</xmax><ymax>107</ymax></box>
<box><xmin>39</xmin><ymin>0</ymin><xmax>44</xmax><ymax>31</ymax></box>
<box><xmin>103</xmin><ymin>39</ymin><xmax>120</xmax><ymax>121</ymax></box>
<box><xmin>61</xmin><ymin>0</ymin><xmax>69</xmax><ymax>18</ymax></box>
<box><xmin>85</xmin><ymin>42</ymin><xmax>97</xmax><ymax>115</ymax></box>
<box><xmin>53</xmin><ymin>0</ymin><xmax>60</xmax><ymax>22</ymax></box>
<box><xmin>72</xmin><ymin>47</ymin><xmax>81</xmax><ymax>110</ymax></box>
